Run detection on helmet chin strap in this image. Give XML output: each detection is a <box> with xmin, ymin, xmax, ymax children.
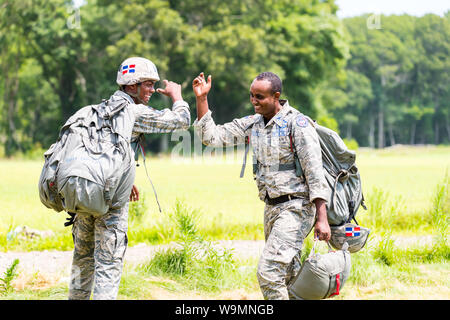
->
<box><xmin>124</xmin><ymin>83</ymin><xmax>147</xmax><ymax>105</ymax></box>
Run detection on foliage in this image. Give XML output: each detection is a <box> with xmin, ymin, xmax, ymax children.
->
<box><xmin>342</xmin><ymin>138</ymin><xmax>358</xmax><ymax>151</ymax></box>
<box><xmin>139</xmin><ymin>200</ymin><xmax>238</xmax><ymax>291</ymax></box>
<box><xmin>0</xmin><ymin>0</ymin><xmax>348</xmax><ymax>155</ymax></box>
<box><xmin>332</xmin><ymin>13</ymin><xmax>450</xmax><ymax>147</ymax></box>
<box><xmin>430</xmin><ymin>175</ymin><xmax>449</xmax><ymax>247</ymax></box>
<box><xmin>0</xmin><ymin>259</ymin><xmax>19</xmax><ymax>295</ymax></box>
<box><xmin>129</xmin><ymin>193</ymin><xmax>149</xmax><ymax>223</ymax></box>
<box><xmin>2</xmin><ymin>2</ymin><xmax>449</xmax><ymax>155</ymax></box>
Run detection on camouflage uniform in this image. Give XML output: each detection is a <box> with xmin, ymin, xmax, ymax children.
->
<box><xmin>193</xmin><ymin>100</ymin><xmax>328</xmax><ymax>300</ymax></box>
<box><xmin>68</xmin><ymin>90</ymin><xmax>190</xmax><ymax>300</ymax></box>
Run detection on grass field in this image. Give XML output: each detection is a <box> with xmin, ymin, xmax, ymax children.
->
<box><xmin>0</xmin><ymin>145</ymin><xmax>448</xmax><ymax>240</ymax></box>
<box><xmin>0</xmin><ymin>145</ymin><xmax>448</xmax><ymax>300</ymax></box>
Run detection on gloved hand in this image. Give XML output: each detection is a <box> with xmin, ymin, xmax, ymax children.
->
<box><xmin>64</xmin><ymin>212</ymin><xmax>76</xmax><ymax>227</ymax></box>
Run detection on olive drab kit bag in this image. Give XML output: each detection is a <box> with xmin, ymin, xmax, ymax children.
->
<box><xmin>38</xmin><ymin>98</ymin><xmax>136</xmax><ymax>218</ymax></box>
<box><xmin>312</xmin><ymin>119</ymin><xmax>367</xmax><ymax>226</ymax></box>
<box><xmin>310</xmin><ymin>117</ymin><xmax>370</xmax><ymax>253</ymax></box>
<box><xmin>289</xmin><ymin>241</ymin><xmax>351</xmax><ymax>300</ymax></box>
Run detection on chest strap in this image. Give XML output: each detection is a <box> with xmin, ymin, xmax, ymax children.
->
<box><xmin>253</xmin><ymin>162</ymin><xmax>296</xmax><ymax>174</ymax></box>
<box><xmin>240</xmin><ymin>134</ymin><xmax>304</xmax><ymax>178</ymax></box>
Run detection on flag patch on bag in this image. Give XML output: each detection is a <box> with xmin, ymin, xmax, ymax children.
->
<box><xmin>122</xmin><ymin>64</ymin><xmax>136</xmax><ymax>74</ymax></box>
<box><xmin>345</xmin><ymin>226</ymin><xmax>360</xmax><ymax>237</ymax></box>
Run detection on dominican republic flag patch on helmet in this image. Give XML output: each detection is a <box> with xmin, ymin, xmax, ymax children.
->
<box><xmin>121</xmin><ymin>64</ymin><xmax>136</xmax><ymax>75</ymax></box>
<box><xmin>345</xmin><ymin>226</ymin><xmax>360</xmax><ymax>237</ymax></box>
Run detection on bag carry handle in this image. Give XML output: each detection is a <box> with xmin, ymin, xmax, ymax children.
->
<box><xmin>309</xmin><ymin>237</ymin><xmax>333</xmax><ymax>257</ymax></box>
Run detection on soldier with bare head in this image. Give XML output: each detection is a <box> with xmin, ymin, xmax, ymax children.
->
<box><xmin>192</xmin><ymin>71</ymin><xmax>330</xmax><ymax>300</ymax></box>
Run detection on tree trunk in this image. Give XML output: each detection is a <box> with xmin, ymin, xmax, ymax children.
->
<box><xmin>368</xmin><ymin>114</ymin><xmax>375</xmax><ymax>148</ymax></box>
<box><xmin>388</xmin><ymin>123</ymin><xmax>395</xmax><ymax>146</ymax></box>
<box><xmin>2</xmin><ymin>52</ymin><xmax>21</xmax><ymax>156</ymax></box>
<box><xmin>59</xmin><ymin>67</ymin><xmax>78</xmax><ymax>123</ymax></box>
<box><xmin>377</xmin><ymin>109</ymin><xmax>384</xmax><ymax>148</ymax></box>
<box><xmin>446</xmin><ymin>113</ymin><xmax>450</xmax><ymax>143</ymax></box>
<box><xmin>346</xmin><ymin>122</ymin><xmax>352</xmax><ymax>140</ymax></box>
<box><xmin>434</xmin><ymin>121</ymin><xmax>439</xmax><ymax>145</ymax></box>
<box><xmin>410</xmin><ymin>122</ymin><xmax>416</xmax><ymax>144</ymax></box>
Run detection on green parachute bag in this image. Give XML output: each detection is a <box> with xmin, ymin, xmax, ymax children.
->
<box><xmin>289</xmin><ymin>240</ymin><xmax>351</xmax><ymax>300</ymax></box>
<box><xmin>38</xmin><ymin>97</ymin><xmax>136</xmax><ymax>217</ymax></box>
<box><xmin>310</xmin><ymin>118</ymin><xmax>367</xmax><ymax>226</ymax></box>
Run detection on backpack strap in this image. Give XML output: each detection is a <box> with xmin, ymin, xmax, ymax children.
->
<box><xmin>288</xmin><ymin>120</ymin><xmax>304</xmax><ymax>178</ymax></box>
<box><xmin>135</xmin><ymin>137</ymin><xmax>162</xmax><ymax>213</ymax></box>
<box><xmin>138</xmin><ymin>144</ymin><xmax>162</xmax><ymax>213</ymax></box>
<box><xmin>240</xmin><ymin>135</ymin><xmax>250</xmax><ymax>178</ymax></box>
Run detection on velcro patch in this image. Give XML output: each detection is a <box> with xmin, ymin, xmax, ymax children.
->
<box><xmin>296</xmin><ymin>115</ymin><xmax>308</xmax><ymax>128</ymax></box>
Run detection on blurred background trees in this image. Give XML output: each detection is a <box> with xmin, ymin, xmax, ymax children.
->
<box><xmin>0</xmin><ymin>0</ymin><xmax>448</xmax><ymax>156</ymax></box>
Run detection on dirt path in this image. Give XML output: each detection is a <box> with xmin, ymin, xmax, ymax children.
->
<box><xmin>0</xmin><ymin>236</ymin><xmax>435</xmax><ymax>278</ymax></box>
<box><xmin>0</xmin><ymin>240</ymin><xmax>266</xmax><ymax>277</ymax></box>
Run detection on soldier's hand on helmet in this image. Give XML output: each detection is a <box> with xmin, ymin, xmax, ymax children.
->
<box><xmin>129</xmin><ymin>184</ymin><xmax>139</xmax><ymax>202</ymax></box>
<box><xmin>192</xmin><ymin>72</ymin><xmax>212</xmax><ymax>98</ymax></box>
<box><xmin>156</xmin><ymin>80</ymin><xmax>183</xmax><ymax>103</ymax></box>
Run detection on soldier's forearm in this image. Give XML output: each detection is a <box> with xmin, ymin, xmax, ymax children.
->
<box><xmin>196</xmin><ymin>95</ymin><xmax>209</xmax><ymax>120</ymax></box>
<box><xmin>313</xmin><ymin>198</ymin><xmax>328</xmax><ymax>222</ymax></box>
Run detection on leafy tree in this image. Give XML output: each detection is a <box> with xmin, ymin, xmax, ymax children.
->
<box><xmin>2</xmin><ymin>1</ymin><xmax>447</xmax><ymax>156</ymax></box>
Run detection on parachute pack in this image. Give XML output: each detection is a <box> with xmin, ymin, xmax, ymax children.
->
<box><xmin>241</xmin><ymin>113</ymin><xmax>368</xmax><ymax>227</ymax></box>
<box><xmin>289</xmin><ymin>240</ymin><xmax>351</xmax><ymax>300</ymax></box>
<box><xmin>308</xmin><ymin>116</ymin><xmax>367</xmax><ymax>226</ymax></box>
<box><xmin>38</xmin><ymin>97</ymin><xmax>136</xmax><ymax>218</ymax></box>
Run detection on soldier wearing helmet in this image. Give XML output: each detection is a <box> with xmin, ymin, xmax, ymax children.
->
<box><xmin>68</xmin><ymin>57</ymin><xmax>190</xmax><ymax>300</ymax></box>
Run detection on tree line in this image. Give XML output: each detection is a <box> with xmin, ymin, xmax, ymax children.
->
<box><xmin>0</xmin><ymin>0</ymin><xmax>448</xmax><ymax>157</ymax></box>
<box><xmin>331</xmin><ymin>13</ymin><xmax>450</xmax><ymax>148</ymax></box>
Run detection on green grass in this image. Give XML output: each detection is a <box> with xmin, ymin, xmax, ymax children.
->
<box><xmin>1</xmin><ymin>145</ymin><xmax>448</xmax><ymax>250</ymax></box>
<box><xmin>136</xmin><ymin>200</ymin><xmax>255</xmax><ymax>293</ymax></box>
<box><xmin>357</xmin><ymin>145</ymin><xmax>449</xmax><ymax>214</ymax></box>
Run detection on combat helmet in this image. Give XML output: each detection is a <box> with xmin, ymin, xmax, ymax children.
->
<box><xmin>116</xmin><ymin>57</ymin><xmax>160</xmax><ymax>87</ymax></box>
<box><xmin>329</xmin><ymin>223</ymin><xmax>370</xmax><ymax>253</ymax></box>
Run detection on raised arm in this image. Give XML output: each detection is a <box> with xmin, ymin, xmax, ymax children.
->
<box><xmin>192</xmin><ymin>72</ymin><xmax>255</xmax><ymax>147</ymax></box>
<box><xmin>192</xmin><ymin>72</ymin><xmax>212</xmax><ymax>120</ymax></box>
<box><xmin>132</xmin><ymin>79</ymin><xmax>190</xmax><ymax>134</ymax></box>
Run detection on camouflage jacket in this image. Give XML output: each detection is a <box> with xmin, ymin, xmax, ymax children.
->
<box><xmin>193</xmin><ymin>100</ymin><xmax>328</xmax><ymax>203</ymax></box>
<box><xmin>109</xmin><ymin>90</ymin><xmax>191</xmax><ymax>143</ymax></box>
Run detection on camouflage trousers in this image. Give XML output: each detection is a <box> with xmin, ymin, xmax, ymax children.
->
<box><xmin>256</xmin><ymin>198</ymin><xmax>316</xmax><ymax>300</ymax></box>
<box><xmin>68</xmin><ymin>203</ymin><xmax>129</xmax><ymax>300</ymax></box>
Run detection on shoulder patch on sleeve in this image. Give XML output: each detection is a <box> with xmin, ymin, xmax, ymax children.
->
<box><xmin>296</xmin><ymin>114</ymin><xmax>308</xmax><ymax>128</ymax></box>
<box><xmin>241</xmin><ymin>114</ymin><xmax>259</xmax><ymax>130</ymax></box>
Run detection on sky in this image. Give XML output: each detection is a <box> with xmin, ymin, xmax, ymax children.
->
<box><xmin>335</xmin><ymin>0</ymin><xmax>450</xmax><ymax>18</ymax></box>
